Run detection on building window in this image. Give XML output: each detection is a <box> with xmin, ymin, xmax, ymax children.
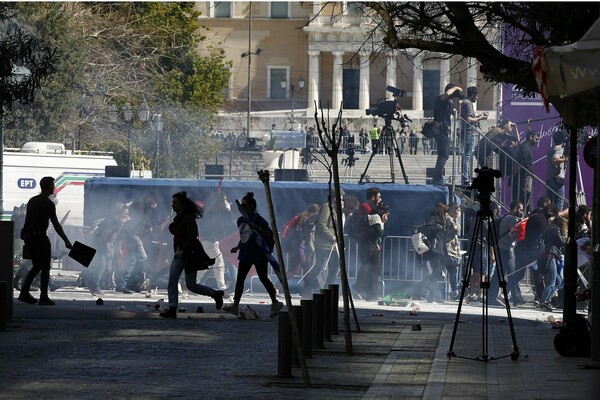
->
<box><xmin>270</xmin><ymin>2</ymin><xmax>289</xmax><ymax>18</ymax></box>
<box><xmin>214</xmin><ymin>1</ymin><xmax>231</xmax><ymax>18</ymax></box>
<box><xmin>423</xmin><ymin>69</ymin><xmax>441</xmax><ymax>117</ymax></box>
<box><xmin>346</xmin><ymin>2</ymin><xmax>362</xmax><ymax>16</ymax></box>
<box><xmin>269</xmin><ymin>68</ymin><xmax>287</xmax><ymax>99</ymax></box>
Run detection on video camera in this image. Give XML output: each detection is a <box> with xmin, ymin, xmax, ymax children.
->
<box><xmin>469</xmin><ymin>167</ymin><xmax>502</xmax><ymax>210</ymax></box>
<box><xmin>365</xmin><ymin>85</ymin><xmax>413</xmax><ymax>128</ymax></box>
<box><xmin>449</xmin><ymin>91</ymin><xmax>466</xmax><ymax>101</ymax></box>
<box><xmin>342</xmin><ymin>145</ymin><xmax>358</xmax><ymax>167</ymax></box>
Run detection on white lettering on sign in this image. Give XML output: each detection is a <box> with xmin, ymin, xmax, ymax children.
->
<box><xmin>17</xmin><ymin>178</ymin><xmax>37</xmax><ymax>189</ymax></box>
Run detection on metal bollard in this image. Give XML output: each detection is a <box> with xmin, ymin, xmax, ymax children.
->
<box><xmin>277</xmin><ymin>311</ymin><xmax>293</xmax><ymax>377</ymax></box>
<box><xmin>328</xmin><ymin>284</ymin><xmax>339</xmax><ymax>335</ymax></box>
<box><xmin>0</xmin><ymin>222</ymin><xmax>14</xmax><ymax>323</ymax></box>
<box><xmin>291</xmin><ymin>305</ymin><xmax>303</xmax><ymax>368</ymax></box>
<box><xmin>312</xmin><ymin>293</ymin><xmax>325</xmax><ymax>349</ymax></box>
<box><xmin>320</xmin><ymin>288</ymin><xmax>332</xmax><ymax>341</ymax></box>
<box><xmin>300</xmin><ymin>299</ymin><xmax>313</xmax><ymax>358</ymax></box>
<box><xmin>0</xmin><ymin>281</ymin><xmax>6</xmax><ymax>330</ymax></box>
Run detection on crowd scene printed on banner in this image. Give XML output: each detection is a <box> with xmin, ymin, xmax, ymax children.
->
<box><xmin>10</xmin><ymin>96</ymin><xmax>593</xmax><ymax>318</ymax></box>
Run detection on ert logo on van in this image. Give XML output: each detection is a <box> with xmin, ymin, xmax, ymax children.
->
<box><xmin>18</xmin><ymin>178</ymin><xmax>37</xmax><ymax>189</ymax></box>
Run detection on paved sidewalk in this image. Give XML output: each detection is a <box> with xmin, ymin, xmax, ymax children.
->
<box><xmin>0</xmin><ymin>287</ymin><xmax>597</xmax><ymax>399</ymax></box>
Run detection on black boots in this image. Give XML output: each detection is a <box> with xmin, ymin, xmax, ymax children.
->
<box><xmin>213</xmin><ymin>290</ymin><xmax>224</xmax><ymax>310</ymax></box>
<box><xmin>159</xmin><ymin>306</ymin><xmax>177</xmax><ymax>318</ymax></box>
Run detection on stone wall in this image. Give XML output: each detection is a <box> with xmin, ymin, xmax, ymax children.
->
<box><xmin>197</xmin><ymin>150</ymin><xmax>283</xmax><ymax>180</ymax></box>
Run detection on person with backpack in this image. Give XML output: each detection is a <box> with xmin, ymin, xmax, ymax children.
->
<box><xmin>432</xmin><ymin>83</ymin><xmax>463</xmax><ymax>185</ymax></box>
<box><xmin>223</xmin><ymin>192</ymin><xmax>283</xmax><ymax>317</ymax></box>
<box><xmin>351</xmin><ymin>187</ymin><xmax>382</xmax><ymax>300</ymax></box>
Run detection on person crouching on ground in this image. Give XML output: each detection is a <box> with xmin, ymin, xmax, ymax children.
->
<box><xmin>159</xmin><ymin>191</ymin><xmax>224</xmax><ymax>318</ymax></box>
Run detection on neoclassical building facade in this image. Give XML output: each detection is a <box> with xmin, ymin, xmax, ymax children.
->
<box><xmin>197</xmin><ymin>1</ymin><xmax>499</xmax><ymax>135</ymax></box>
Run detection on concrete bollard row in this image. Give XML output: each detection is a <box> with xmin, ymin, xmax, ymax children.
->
<box><xmin>277</xmin><ymin>284</ymin><xmax>341</xmax><ymax>376</ymax></box>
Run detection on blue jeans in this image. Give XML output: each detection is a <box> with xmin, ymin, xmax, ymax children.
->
<box><xmin>117</xmin><ymin>234</ymin><xmax>147</xmax><ymax>290</ymax></box>
<box><xmin>461</xmin><ymin>134</ymin><xmax>474</xmax><ymax>184</ymax></box>
<box><xmin>167</xmin><ymin>256</ymin><xmax>215</xmax><ymax>307</ymax></box>
<box><xmin>540</xmin><ymin>257</ymin><xmax>558</xmax><ymax>304</ymax></box>
<box><xmin>546</xmin><ymin>179</ymin><xmax>565</xmax><ymax>211</ymax></box>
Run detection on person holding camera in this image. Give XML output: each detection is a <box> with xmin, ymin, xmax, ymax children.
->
<box><xmin>432</xmin><ymin>83</ymin><xmax>463</xmax><ymax>185</ymax></box>
<box><xmin>460</xmin><ymin>86</ymin><xmax>488</xmax><ymax>185</ymax></box>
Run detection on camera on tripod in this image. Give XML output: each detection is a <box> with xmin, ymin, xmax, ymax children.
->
<box><xmin>342</xmin><ymin>144</ymin><xmax>358</xmax><ymax>167</ymax></box>
<box><xmin>365</xmin><ymin>85</ymin><xmax>413</xmax><ymax>128</ymax></box>
<box><xmin>469</xmin><ymin>167</ymin><xmax>502</xmax><ymax>210</ymax></box>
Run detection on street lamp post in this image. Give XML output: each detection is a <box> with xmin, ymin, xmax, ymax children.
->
<box><xmin>136</xmin><ymin>103</ymin><xmax>150</xmax><ymax>177</ymax></box>
<box><xmin>109</xmin><ymin>102</ymin><xmax>150</xmax><ymax>177</ymax></box>
<box><xmin>122</xmin><ymin>103</ymin><xmax>133</xmax><ymax>176</ymax></box>
<box><xmin>240</xmin><ymin>4</ymin><xmax>263</xmax><ymax>137</ymax></box>
<box><xmin>280</xmin><ymin>75</ymin><xmax>305</xmax><ymax>128</ymax></box>
<box><xmin>241</xmin><ymin>48</ymin><xmax>263</xmax><ymax>137</ymax></box>
<box><xmin>150</xmin><ymin>113</ymin><xmax>164</xmax><ymax>178</ymax></box>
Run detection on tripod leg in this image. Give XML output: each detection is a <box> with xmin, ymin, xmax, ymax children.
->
<box><xmin>489</xmin><ymin>217</ymin><xmax>521</xmax><ymax>360</ymax></box>
<box><xmin>448</xmin><ymin>215</ymin><xmax>483</xmax><ymax>357</ymax></box>
<box><xmin>359</xmin><ymin>148</ymin><xmax>377</xmax><ymax>184</ymax></box>
<box><xmin>391</xmin><ymin>132</ymin><xmax>410</xmax><ymax>184</ymax></box>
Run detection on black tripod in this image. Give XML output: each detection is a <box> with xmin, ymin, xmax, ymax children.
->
<box><xmin>447</xmin><ymin>196</ymin><xmax>520</xmax><ymax>362</ymax></box>
<box><xmin>359</xmin><ymin>119</ymin><xmax>409</xmax><ymax>184</ymax></box>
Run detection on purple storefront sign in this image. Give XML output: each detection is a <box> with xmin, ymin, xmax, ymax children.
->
<box><xmin>501</xmin><ymin>83</ymin><xmax>595</xmax><ymax>207</ymax></box>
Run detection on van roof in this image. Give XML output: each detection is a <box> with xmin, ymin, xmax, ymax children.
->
<box><xmin>20</xmin><ymin>142</ymin><xmax>66</xmax><ymax>154</ymax></box>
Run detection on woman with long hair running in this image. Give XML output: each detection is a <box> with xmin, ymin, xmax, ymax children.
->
<box><xmin>160</xmin><ymin>191</ymin><xmax>224</xmax><ymax>318</ymax></box>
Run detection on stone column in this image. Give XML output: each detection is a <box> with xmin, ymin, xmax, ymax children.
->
<box><xmin>332</xmin><ymin>51</ymin><xmax>344</xmax><ymax>109</ymax></box>
<box><xmin>359</xmin><ymin>51</ymin><xmax>371</xmax><ymax>110</ymax></box>
<box><xmin>467</xmin><ymin>57</ymin><xmax>478</xmax><ymax>88</ymax></box>
<box><xmin>412</xmin><ymin>52</ymin><xmax>423</xmax><ymax>111</ymax></box>
<box><xmin>467</xmin><ymin>58</ymin><xmax>479</xmax><ymax>112</ymax></box>
<box><xmin>308</xmin><ymin>50</ymin><xmax>321</xmax><ymax>112</ymax></box>
<box><xmin>312</xmin><ymin>1</ymin><xmax>321</xmax><ymax>15</ymax></box>
<box><xmin>385</xmin><ymin>51</ymin><xmax>396</xmax><ymax>91</ymax></box>
<box><xmin>440</xmin><ymin>58</ymin><xmax>450</xmax><ymax>91</ymax></box>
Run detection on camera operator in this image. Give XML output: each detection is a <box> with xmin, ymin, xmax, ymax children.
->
<box><xmin>460</xmin><ymin>86</ymin><xmax>488</xmax><ymax>185</ymax></box>
<box><xmin>432</xmin><ymin>83</ymin><xmax>463</xmax><ymax>185</ymax></box>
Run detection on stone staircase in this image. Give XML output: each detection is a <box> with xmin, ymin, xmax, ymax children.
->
<box><xmin>303</xmin><ymin>150</ymin><xmax>438</xmax><ymax>185</ymax></box>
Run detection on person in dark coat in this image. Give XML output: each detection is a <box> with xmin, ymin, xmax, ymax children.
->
<box><xmin>159</xmin><ymin>191</ymin><xmax>224</xmax><ymax>318</ymax></box>
<box><xmin>421</xmin><ymin>202</ymin><xmax>457</xmax><ymax>303</ymax></box>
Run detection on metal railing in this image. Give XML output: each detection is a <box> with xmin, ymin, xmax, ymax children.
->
<box><xmin>455</xmin><ymin>116</ymin><xmax>573</xmax><ymax>214</ymax></box>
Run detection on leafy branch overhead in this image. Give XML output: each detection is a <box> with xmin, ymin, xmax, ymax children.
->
<box><xmin>3</xmin><ymin>3</ymin><xmax>231</xmax><ymax>178</ymax></box>
<box><xmin>360</xmin><ymin>2</ymin><xmax>599</xmax><ymax>93</ymax></box>
<box><xmin>0</xmin><ymin>9</ymin><xmax>58</xmax><ymax>113</ymax></box>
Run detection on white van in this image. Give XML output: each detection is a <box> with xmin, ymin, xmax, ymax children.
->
<box><xmin>2</xmin><ymin>142</ymin><xmax>118</xmax><ymax>227</ymax></box>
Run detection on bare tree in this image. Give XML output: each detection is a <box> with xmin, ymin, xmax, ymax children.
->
<box><xmin>321</xmin><ymin>2</ymin><xmax>599</xmax><ymax>93</ymax></box>
<box><xmin>311</xmin><ymin>101</ymin><xmax>362</xmax><ymax>354</ymax></box>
